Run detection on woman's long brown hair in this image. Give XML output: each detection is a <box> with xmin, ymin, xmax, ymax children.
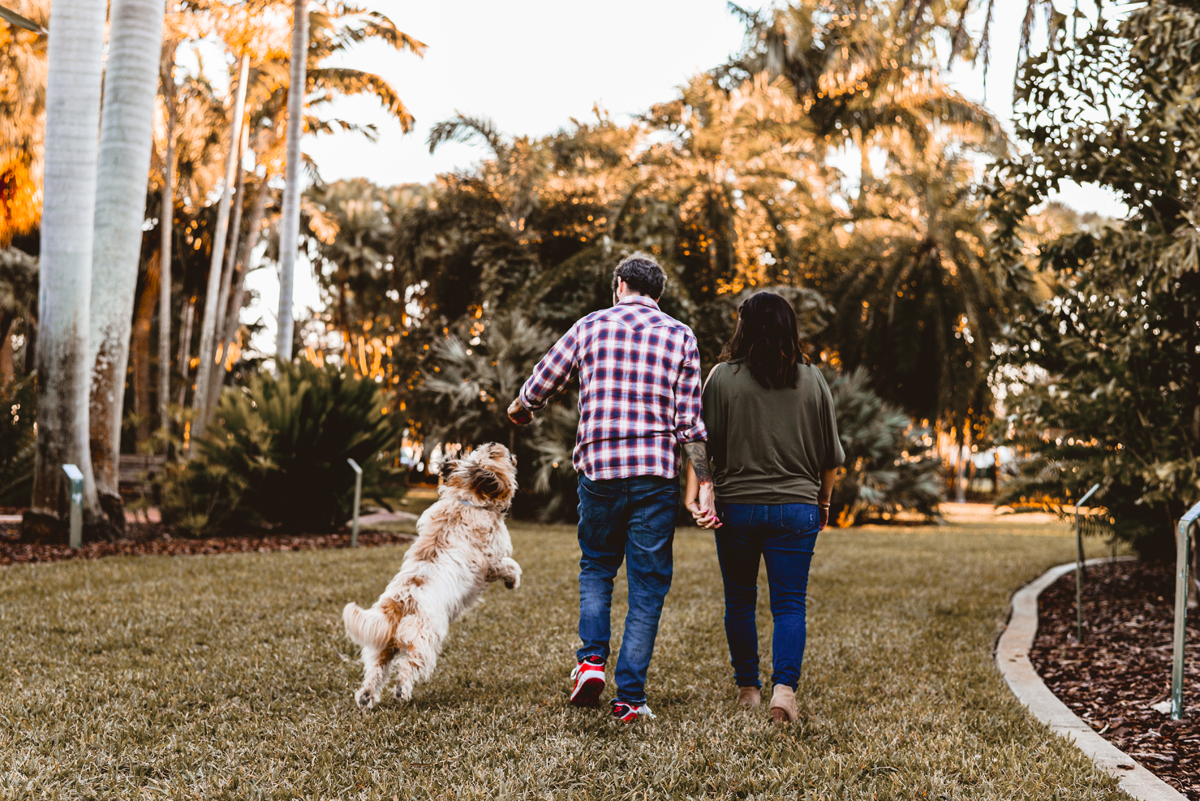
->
<box><xmin>719</xmin><ymin>291</ymin><xmax>809</xmax><ymax>389</ymax></box>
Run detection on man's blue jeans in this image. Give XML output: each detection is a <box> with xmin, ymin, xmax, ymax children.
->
<box><xmin>714</xmin><ymin>502</ymin><xmax>820</xmax><ymax>690</ymax></box>
<box><xmin>576</xmin><ymin>474</ymin><xmax>678</xmax><ymax>706</ymax></box>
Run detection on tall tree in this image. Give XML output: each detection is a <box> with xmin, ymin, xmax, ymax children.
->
<box><xmin>991</xmin><ymin>0</ymin><xmax>1200</xmax><ymax>559</ymax></box>
<box><xmin>158</xmin><ymin>41</ymin><xmax>178</xmax><ymax>437</ymax></box>
<box><xmin>23</xmin><ymin>0</ymin><xmax>107</xmax><ymax>541</ymax></box>
<box><xmin>190</xmin><ymin>53</ymin><xmax>248</xmax><ymax>449</ymax></box>
<box><xmin>87</xmin><ymin>0</ymin><xmax>167</xmax><ymax>525</ymax></box>
<box><xmin>275</xmin><ymin>0</ymin><xmax>308</xmax><ymax>362</ymax></box>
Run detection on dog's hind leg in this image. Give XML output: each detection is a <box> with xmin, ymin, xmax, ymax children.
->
<box><xmin>394</xmin><ymin>633</ymin><xmax>442</xmax><ymax>702</ymax></box>
<box><xmin>355</xmin><ymin>642</ymin><xmax>399</xmax><ymax>710</ymax></box>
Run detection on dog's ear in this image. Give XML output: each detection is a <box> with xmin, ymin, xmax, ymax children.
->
<box><xmin>466</xmin><ymin>463</ymin><xmax>505</xmax><ymax>501</ymax></box>
<box><xmin>438</xmin><ymin>458</ymin><xmax>457</xmax><ymax>482</ymax></box>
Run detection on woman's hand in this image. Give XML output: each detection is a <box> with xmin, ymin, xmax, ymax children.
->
<box><xmin>818</xmin><ymin>468</ymin><xmax>836</xmax><ymax>531</ymax></box>
<box><xmin>685</xmin><ymin>462</ymin><xmax>721</xmax><ymax>529</ymax></box>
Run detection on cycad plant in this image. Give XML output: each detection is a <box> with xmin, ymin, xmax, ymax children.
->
<box><xmin>419</xmin><ymin>312</ymin><xmax>559</xmax><ymax>452</ymax></box>
<box><xmin>825</xmin><ymin>366</ymin><xmax>943</xmax><ymax>525</ymax></box>
<box><xmin>417</xmin><ymin>311</ymin><xmax>580</xmax><ymax>519</ymax></box>
<box><xmin>160</xmin><ymin>359</ymin><xmax>405</xmax><ymax>535</ymax></box>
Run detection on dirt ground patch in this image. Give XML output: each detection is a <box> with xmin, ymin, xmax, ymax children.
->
<box><xmin>1031</xmin><ymin>559</ymin><xmax>1200</xmax><ymax>799</ymax></box>
<box><xmin>0</xmin><ymin>520</ymin><xmax>413</xmax><ymax>566</ymax></box>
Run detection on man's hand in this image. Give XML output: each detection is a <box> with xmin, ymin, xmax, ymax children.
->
<box><xmin>818</xmin><ymin>502</ymin><xmax>830</xmax><ymax>531</ymax></box>
<box><xmin>683</xmin><ymin>444</ymin><xmax>720</xmax><ymax>529</ymax></box>
<box><xmin>695</xmin><ymin>481</ymin><xmax>719</xmax><ymax>529</ymax></box>
<box><xmin>507</xmin><ymin>398</ymin><xmax>533</xmax><ymax>425</ymax></box>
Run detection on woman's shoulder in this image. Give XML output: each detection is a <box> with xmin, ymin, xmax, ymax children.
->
<box><xmin>703</xmin><ymin>360</ymin><xmax>739</xmax><ymax>396</ymax></box>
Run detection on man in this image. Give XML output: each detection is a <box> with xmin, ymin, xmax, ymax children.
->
<box><xmin>508</xmin><ymin>252</ymin><xmax>716</xmax><ymax>723</ymax></box>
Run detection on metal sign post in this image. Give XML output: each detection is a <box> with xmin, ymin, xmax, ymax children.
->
<box><xmin>1074</xmin><ymin>484</ymin><xmax>1100</xmax><ymax>643</ymax></box>
<box><xmin>62</xmin><ymin>464</ymin><xmax>84</xmax><ymax>549</ymax></box>
<box><xmin>347</xmin><ymin>459</ymin><xmax>363</xmax><ymax>548</ymax></box>
<box><xmin>1171</xmin><ymin>501</ymin><xmax>1200</xmax><ymax>720</ymax></box>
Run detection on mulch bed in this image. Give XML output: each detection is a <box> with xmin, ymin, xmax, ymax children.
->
<box><xmin>1031</xmin><ymin>559</ymin><xmax>1200</xmax><ymax>799</ymax></box>
<box><xmin>0</xmin><ymin>520</ymin><xmax>413</xmax><ymax>566</ymax></box>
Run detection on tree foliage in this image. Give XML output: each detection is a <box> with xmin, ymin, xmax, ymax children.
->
<box><xmin>826</xmin><ymin>366</ymin><xmax>944</xmax><ymax>524</ymax></box>
<box><xmin>160</xmin><ymin>359</ymin><xmax>405</xmax><ymax>534</ymax></box>
<box><xmin>990</xmin><ymin>1</ymin><xmax>1200</xmax><ymax>553</ymax></box>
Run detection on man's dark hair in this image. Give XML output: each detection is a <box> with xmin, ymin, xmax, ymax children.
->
<box><xmin>612</xmin><ymin>252</ymin><xmax>666</xmax><ymax>300</ymax></box>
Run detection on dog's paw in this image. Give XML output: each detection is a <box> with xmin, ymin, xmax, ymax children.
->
<box><xmin>355</xmin><ymin>689</ymin><xmax>376</xmax><ymax>710</ymax></box>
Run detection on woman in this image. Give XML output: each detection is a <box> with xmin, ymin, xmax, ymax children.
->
<box><xmin>685</xmin><ymin>291</ymin><xmax>843</xmax><ymax>724</ymax></box>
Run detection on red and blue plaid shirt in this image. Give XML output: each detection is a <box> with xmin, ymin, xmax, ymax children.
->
<box><xmin>519</xmin><ymin>296</ymin><xmax>707</xmax><ymax>481</ymax></box>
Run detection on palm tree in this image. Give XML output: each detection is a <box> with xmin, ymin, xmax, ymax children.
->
<box><xmin>724</xmin><ymin>1</ymin><xmax>1002</xmax><ymax>204</ymax></box>
<box><xmin>634</xmin><ymin>72</ymin><xmax>828</xmax><ymax>302</ymax></box>
<box><xmin>277</xmin><ymin>1</ymin><xmax>427</xmax><ymax>361</ymax></box>
<box><xmin>825</xmin><ymin>139</ymin><xmax>1004</xmax><ymax>432</ymax></box>
<box><xmin>24</xmin><ymin>0</ymin><xmax>108</xmax><ymax>541</ymax></box>
<box><xmin>86</xmin><ymin>0</ymin><xmax>167</xmax><ymax>524</ymax></box>
<box><xmin>275</xmin><ymin>0</ymin><xmax>307</xmax><ymax>363</ymax></box>
<box><xmin>157</xmin><ymin>39</ymin><xmax>178</xmax><ymax>437</ymax></box>
<box><xmin>306</xmin><ymin>178</ymin><xmax>395</xmax><ymax>375</ymax></box>
<box><xmin>190</xmin><ymin>54</ymin><xmax>249</xmax><ymax>450</ymax></box>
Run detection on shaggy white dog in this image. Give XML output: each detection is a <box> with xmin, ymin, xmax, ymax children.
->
<box><xmin>342</xmin><ymin>442</ymin><xmax>522</xmax><ymax>708</ymax></box>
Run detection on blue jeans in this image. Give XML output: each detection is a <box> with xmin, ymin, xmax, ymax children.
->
<box><xmin>576</xmin><ymin>474</ymin><xmax>679</xmax><ymax>705</ymax></box>
<box><xmin>714</xmin><ymin>502</ymin><xmax>820</xmax><ymax>690</ymax></box>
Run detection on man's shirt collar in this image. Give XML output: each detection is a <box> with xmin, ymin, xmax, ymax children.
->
<box><xmin>617</xmin><ymin>295</ymin><xmax>659</xmax><ymax>310</ymax></box>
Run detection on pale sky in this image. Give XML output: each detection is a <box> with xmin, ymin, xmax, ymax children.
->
<box><xmin>244</xmin><ymin>1</ymin><xmax>1131</xmax><ymax>354</ymax></box>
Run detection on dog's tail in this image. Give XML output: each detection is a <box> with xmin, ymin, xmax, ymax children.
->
<box><xmin>342</xmin><ymin>602</ymin><xmax>391</xmax><ymax>650</ymax></box>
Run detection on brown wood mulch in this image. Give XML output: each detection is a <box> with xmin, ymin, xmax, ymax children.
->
<box><xmin>1031</xmin><ymin>559</ymin><xmax>1200</xmax><ymax>800</ymax></box>
<box><xmin>0</xmin><ymin>520</ymin><xmax>414</xmax><ymax>567</ymax></box>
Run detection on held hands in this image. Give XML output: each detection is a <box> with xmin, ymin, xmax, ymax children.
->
<box><xmin>684</xmin><ymin>463</ymin><xmax>721</xmax><ymax>529</ymax></box>
<box><xmin>507</xmin><ymin>398</ymin><xmax>533</xmax><ymax>425</ymax></box>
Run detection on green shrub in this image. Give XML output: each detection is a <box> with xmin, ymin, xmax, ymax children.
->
<box><xmin>825</xmin><ymin>366</ymin><xmax>944</xmax><ymax>525</ymax></box>
<box><xmin>0</xmin><ymin>374</ymin><xmax>35</xmax><ymax>507</ymax></box>
<box><xmin>159</xmin><ymin>360</ymin><xmax>406</xmax><ymax>535</ymax></box>
<box><xmin>416</xmin><ymin>311</ymin><xmax>581</xmax><ymax>520</ymax></box>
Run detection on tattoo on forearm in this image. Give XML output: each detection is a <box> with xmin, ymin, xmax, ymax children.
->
<box><xmin>684</xmin><ymin>442</ymin><xmax>712</xmax><ymax>484</ymax></box>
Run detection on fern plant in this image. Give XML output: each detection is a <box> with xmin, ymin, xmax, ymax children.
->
<box><xmin>160</xmin><ymin>360</ymin><xmax>406</xmax><ymax>535</ymax></box>
<box><xmin>417</xmin><ymin>311</ymin><xmax>584</xmax><ymax>520</ymax></box>
<box><xmin>825</xmin><ymin>366</ymin><xmax>944</xmax><ymax>524</ymax></box>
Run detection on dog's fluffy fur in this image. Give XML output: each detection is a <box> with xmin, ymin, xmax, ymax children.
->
<box><xmin>342</xmin><ymin>442</ymin><xmax>522</xmax><ymax>708</ymax></box>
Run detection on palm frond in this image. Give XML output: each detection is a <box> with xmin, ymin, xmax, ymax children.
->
<box><xmin>427</xmin><ymin>113</ymin><xmax>508</xmax><ymax>158</ymax></box>
<box><xmin>307</xmin><ymin>68</ymin><xmax>413</xmax><ymax>132</ymax></box>
<box><xmin>0</xmin><ymin>2</ymin><xmax>43</xmax><ymax>32</ymax></box>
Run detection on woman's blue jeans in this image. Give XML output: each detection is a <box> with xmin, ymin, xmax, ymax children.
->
<box><xmin>714</xmin><ymin>502</ymin><xmax>820</xmax><ymax>690</ymax></box>
<box><xmin>576</xmin><ymin>474</ymin><xmax>678</xmax><ymax>706</ymax></box>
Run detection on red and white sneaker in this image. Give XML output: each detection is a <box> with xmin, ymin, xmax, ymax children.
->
<box><xmin>612</xmin><ymin>701</ymin><xmax>655</xmax><ymax>723</ymax></box>
<box><xmin>569</xmin><ymin>657</ymin><xmax>606</xmax><ymax>707</ymax></box>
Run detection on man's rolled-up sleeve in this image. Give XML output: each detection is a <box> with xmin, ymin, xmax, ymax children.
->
<box><xmin>673</xmin><ymin>331</ymin><xmax>707</xmax><ymax>443</ymax></box>
<box><xmin>519</xmin><ymin>325</ymin><xmax>579</xmax><ymax>411</ymax></box>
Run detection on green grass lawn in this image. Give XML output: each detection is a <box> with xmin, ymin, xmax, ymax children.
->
<box><xmin>0</xmin><ymin>517</ymin><xmax>1129</xmax><ymax>800</ymax></box>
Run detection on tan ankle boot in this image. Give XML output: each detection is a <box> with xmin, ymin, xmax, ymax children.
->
<box><xmin>769</xmin><ymin>684</ymin><xmax>797</xmax><ymax>724</ymax></box>
<box><xmin>737</xmin><ymin>686</ymin><xmax>761</xmax><ymax>708</ymax></box>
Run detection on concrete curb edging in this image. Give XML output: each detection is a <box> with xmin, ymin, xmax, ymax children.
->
<box><xmin>996</xmin><ymin>557</ymin><xmax>1186</xmax><ymax>801</ymax></box>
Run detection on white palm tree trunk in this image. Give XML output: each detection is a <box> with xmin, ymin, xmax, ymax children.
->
<box><xmin>158</xmin><ymin>44</ymin><xmax>178</xmax><ymax>440</ymax></box>
<box><xmin>276</xmin><ymin>0</ymin><xmax>309</xmax><ymax>362</ymax></box>
<box><xmin>87</xmin><ymin>0</ymin><xmax>167</xmax><ymax>524</ymax></box>
<box><xmin>190</xmin><ymin>54</ymin><xmax>249</xmax><ymax>451</ymax></box>
<box><xmin>25</xmin><ymin>0</ymin><xmax>107</xmax><ymax>541</ymax></box>
<box><xmin>205</xmin><ymin>124</ymin><xmax>248</xmax><ymax>417</ymax></box>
